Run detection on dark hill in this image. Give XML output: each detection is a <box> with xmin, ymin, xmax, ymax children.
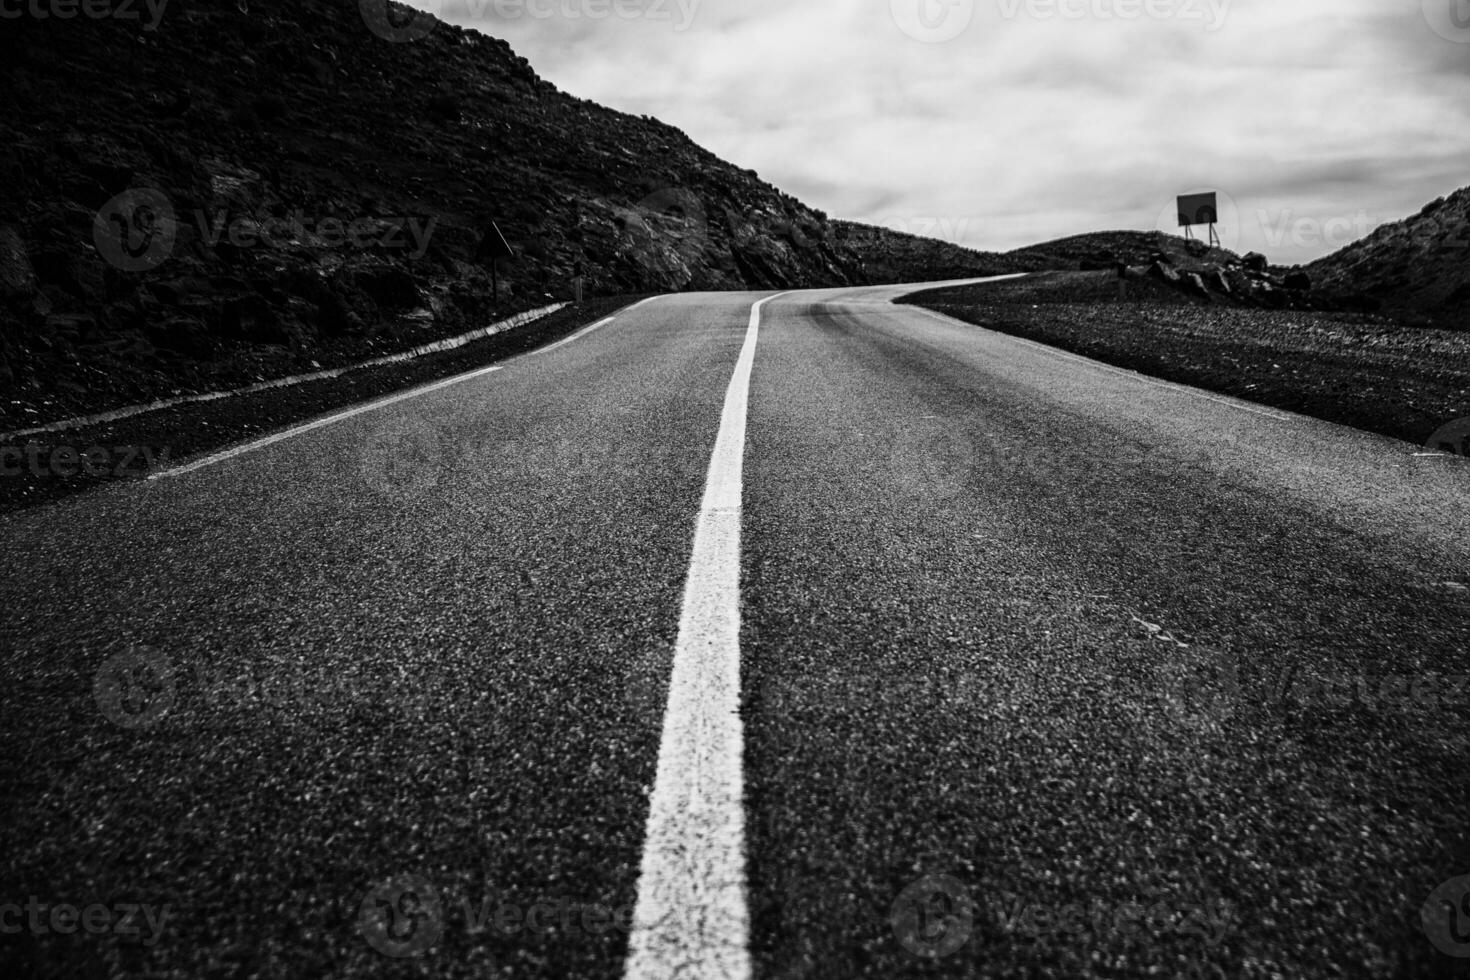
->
<box><xmin>1306</xmin><ymin>185</ymin><xmax>1470</xmax><ymax>329</ymax></box>
<box><xmin>1007</xmin><ymin>230</ymin><xmax>1243</xmax><ymax>271</ymax></box>
<box><xmin>0</xmin><ymin>0</ymin><xmax>1025</xmax><ymax>423</ymax></box>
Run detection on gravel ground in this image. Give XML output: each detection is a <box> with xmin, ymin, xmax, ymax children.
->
<box><xmin>903</xmin><ymin>273</ymin><xmax>1470</xmax><ymax>447</ymax></box>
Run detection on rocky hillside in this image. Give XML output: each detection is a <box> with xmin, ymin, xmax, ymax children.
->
<box><xmin>1006</xmin><ymin>230</ymin><xmax>1376</xmax><ymax>313</ymax></box>
<box><xmin>1306</xmin><ymin>184</ymin><xmax>1470</xmax><ymax>329</ymax></box>
<box><xmin>0</xmin><ymin>0</ymin><xmax>1024</xmax><ymax>428</ymax></box>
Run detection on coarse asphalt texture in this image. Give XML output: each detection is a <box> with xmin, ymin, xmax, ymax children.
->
<box><xmin>1</xmin><ymin>283</ymin><xmax>1468</xmax><ymax>979</ymax></box>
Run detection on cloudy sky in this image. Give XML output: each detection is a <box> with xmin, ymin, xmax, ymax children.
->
<box><xmin>411</xmin><ymin>0</ymin><xmax>1470</xmax><ymax>263</ymax></box>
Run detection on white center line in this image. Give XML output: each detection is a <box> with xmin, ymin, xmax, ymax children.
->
<box><xmin>624</xmin><ymin>292</ymin><xmax>787</xmax><ymax>980</ymax></box>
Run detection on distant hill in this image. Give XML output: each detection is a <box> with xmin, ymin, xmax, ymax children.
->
<box><xmin>1306</xmin><ymin>186</ymin><xmax>1470</xmax><ymax>327</ymax></box>
<box><xmin>0</xmin><ymin>0</ymin><xmax>1022</xmax><ymax>407</ymax></box>
<box><xmin>1007</xmin><ymin>231</ymin><xmax>1243</xmax><ymax>271</ymax></box>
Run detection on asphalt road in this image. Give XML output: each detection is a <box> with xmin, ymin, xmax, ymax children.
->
<box><xmin>2</xmin><ymin>283</ymin><xmax>1468</xmax><ymax>979</ymax></box>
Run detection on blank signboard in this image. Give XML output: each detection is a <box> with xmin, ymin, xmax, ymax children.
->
<box><xmin>1177</xmin><ymin>193</ymin><xmax>1219</xmax><ymax>227</ymax></box>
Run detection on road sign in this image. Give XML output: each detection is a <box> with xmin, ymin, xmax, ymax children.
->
<box><xmin>1177</xmin><ymin>193</ymin><xmax>1221</xmax><ymax>247</ymax></box>
<box><xmin>1177</xmin><ymin>193</ymin><xmax>1219</xmax><ymax>228</ymax></box>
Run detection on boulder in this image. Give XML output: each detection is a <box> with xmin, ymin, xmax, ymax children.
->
<box><xmin>1243</xmin><ymin>252</ymin><xmax>1269</xmax><ymax>274</ymax></box>
<box><xmin>1182</xmin><ymin>272</ymin><xmax>1211</xmax><ymax>298</ymax></box>
<box><xmin>1148</xmin><ymin>260</ymin><xmax>1180</xmax><ymax>284</ymax></box>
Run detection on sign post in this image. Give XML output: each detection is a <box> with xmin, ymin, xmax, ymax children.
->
<box><xmin>481</xmin><ymin>222</ymin><xmax>515</xmax><ymax>305</ymax></box>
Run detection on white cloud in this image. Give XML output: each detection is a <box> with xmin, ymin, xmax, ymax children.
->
<box><xmin>416</xmin><ymin>0</ymin><xmax>1470</xmax><ymax>263</ymax></box>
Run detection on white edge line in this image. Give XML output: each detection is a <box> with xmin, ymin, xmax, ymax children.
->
<box><xmin>910</xmin><ymin>304</ymin><xmax>1294</xmax><ymax>421</ymax></box>
<box><xmin>150</xmin><ymin>296</ymin><xmax>664</xmax><ymax>481</ymax></box>
<box><xmin>150</xmin><ymin>364</ymin><xmax>505</xmax><ymax>481</ymax></box>
<box><xmin>523</xmin><ymin>295</ymin><xmax>661</xmax><ymax>358</ymax></box>
<box><xmin>2</xmin><ymin>303</ymin><xmax>570</xmax><ymax>440</ymax></box>
<box><xmin>623</xmin><ymin>290</ymin><xmax>788</xmax><ymax>980</ymax></box>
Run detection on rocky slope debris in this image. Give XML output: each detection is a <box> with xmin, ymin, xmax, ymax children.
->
<box><xmin>1007</xmin><ymin>230</ymin><xmax>1381</xmax><ymax>313</ymax></box>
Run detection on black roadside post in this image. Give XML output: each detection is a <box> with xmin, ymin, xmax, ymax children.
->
<box><xmin>573</xmin><ymin>260</ymin><xmax>585</xmax><ymax>303</ymax></box>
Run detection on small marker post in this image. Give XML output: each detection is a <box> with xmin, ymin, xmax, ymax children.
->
<box><xmin>480</xmin><ymin>221</ymin><xmax>515</xmax><ymax>307</ymax></box>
